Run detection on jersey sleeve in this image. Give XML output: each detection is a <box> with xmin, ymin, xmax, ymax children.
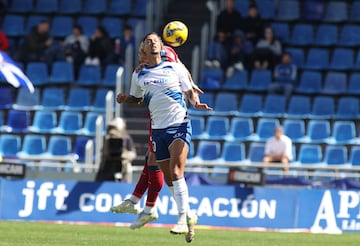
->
<box><xmin>129</xmin><ymin>71</ymin><xmax>143</xmax><ymax>98</ymax></box>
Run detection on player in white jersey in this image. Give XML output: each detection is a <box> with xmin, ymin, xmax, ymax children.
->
<box><xmin>117</xmin><ymin>32</ymin><xmax>212</xmax><ymax>242</ymax></box>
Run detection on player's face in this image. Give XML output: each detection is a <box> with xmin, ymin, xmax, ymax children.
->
<box><xmin>143</xmin><ymin>34</ymin><xmax>162</xmax><ymax>56</ymax></box>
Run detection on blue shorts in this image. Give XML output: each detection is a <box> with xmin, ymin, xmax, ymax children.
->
<box><xmin>151</xmin><ymin>122</ymin><xmax>192</xmax><ymax>161</ymax></box>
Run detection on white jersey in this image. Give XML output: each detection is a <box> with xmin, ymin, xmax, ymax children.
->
<box><xmin>130</xmin><ymin>61</ymin><xmax>193</xmax><ymax>129</ymax></box>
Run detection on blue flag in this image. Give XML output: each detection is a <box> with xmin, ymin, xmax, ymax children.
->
<box><xmin>0</xmin><ymin>51</ymin><xmax>34</xmax><ymax>93</ymax></box>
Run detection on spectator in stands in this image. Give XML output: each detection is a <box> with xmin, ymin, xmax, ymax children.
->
<box><xmin>0</xmin><ymin>29</ymin><xmax>9</xmax><ymax>51</ymax></box>
<box><xmin>253</xmin><ymin>26</ymin><xmax>282</xmax><ymax>70</ymax></box>
<box><xmin>110</xmin><ymin>25</ymin><xmax>135</xmax><ymax>65</ymax></box>
<box><xmin>263</xmin><ymin>126</ymin><xmax>293</xmax><ymax>172</ymax></box>
<box><xmin>225</xmin><ymin>29</ymin><xmax>253</xmax><ymax>77</ymax></box>
<box><xmin>216</xmin><ymin>0</ymin><xmax>242</xmax><ymax>41</ymax></box>
<box><xmin>85</xmin><ymin>26</ymin><xmax>113</xmax><ymax>66</ymax></box>
<box><xmin>241</xmin><ymin>4</ymin><xmax>265</xmax><ymax>46</ymax></box>
<box><xmin>204</xmin><ymin>30</ymin><xmax>231</xmax><ymax>69</ymax></box>
<box><xmin>15</xmin><ymin>20</ymin><xmax>53</xmax><ymax>63</ymax></box>
<box><xmin>269</xmin><ymin>52</ymin><xmax>298</xmax><ymax>98</ymax></box>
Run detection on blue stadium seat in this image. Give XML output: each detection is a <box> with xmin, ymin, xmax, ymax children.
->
<box><xmin>234</xmin><ymin>0</ymin><xmax>249</xmax><ymax>16</ymax></box>
<box><xmin>54</xmin><ymin>111</ymin><xmax>83</xmax><ymax>134</ymax></box>
<box><xmin>228</xmin><ymin>117</ymin><xmax>253</xmax><ymax>141</ymax></box>
<box><xmin>283</xmin><ymin>119</ymin><xmax>305</xmax><ymax>143</ymax></box>
<box><xmin>206</xmin><ymin>42</ymin><xmax>228</xmax><ymax>67</ymax></box>
<box><xmin>34</xmin><ymin>0</ymin><xmax>58</xmax><ymax>14</ymax></box>
<box><xmin>102</xmin><ymin>64</ymin><xmax>119</xmax><ymax>87</ymax></box>
<box><xmin>336</xmin><ymin>97</ymin><xmax>359</xmax><ymax>119</ymax></box>
<box><xmin>0</xmin><ymin>134</ymin><xmax>21</xmax><ymax>157</ymax></box>
<box><xmin>248</xmin><ymin>142</ymin><xmax>265</xmax><ymax>162</ymax></box>
<box><xmin>322</xmin><ymin>72</ymin><xmax>347</xmax><ymax>95</ymax></box>
<box><xmin>254</xmin><ymin>118</ymin><xmax>279</xmax><ymax>141</ymax></box>
<box><xmin>324</xmin><ymin>1</ymin><xmax>348</xmax><ymax>23</ymax></box>
<box><xmin>256</xmin><ymin>0</ymin><xmax>275</xmax><ymax>20</ymax></box>
<box><xmin>47</xmin><ymin>136</ymin><xmax>72</xmax><ymax>156</ymax></box>
<box><xmin>329</xmin><ymin>49</ymin><xmax>354</xmax><ymax>71</ymax></box>
<box><xmin>190</xmin><ymin>116</ymin><xmax>205</xmax><ymax>140</ymax></box>
<box><xmin>271</xmin><ymin>22</ymin><xmax>289</xmax><ymax>43</ymax></box>
<box><xmin>247</xmin><ymin>69</ymin><xmax>272</xmax><ymax>92</ymax></box>
<box><xmin>302</xmin><ymin>0</ymin><xmax>325</xmax><ymax>22</ymax></box>
<box><xmin>350</xmin><ymin>1</ymin><xmax>360</xmax><ymax>22</ymax></box>
<box><xmin>306</xmin><ymin>120</ymin><xmax>330</xmax><ymax>143</ymax></box>
<box><xmin>101</xmin><ymin>17</ymin><xmax>123</xmax><ymax>39</ymax></box>
<box><xmin>0</xmin><ymin>87</ymin><xmax>14</xmax><ymax>109</ymax></box>
<box><xmin>276</xmin><ymin>0</ymin><xmax>300</xmax><ymax>21</ymax></box>
<box><xmin>237</xmin><ymin>94</ymin><xmax>263</xmax><ymax>117</ymax></box>
<box><xmin>2</xmin><ymin>15</ymin><xmax>25</xmax><ymax>37</ymax></box>
<box><xmin>108</xmin><ymin>0</ymin><xmax>132</xmax><ymax>16</ymax></box>
<box><xmin>59</xmin><ymin>0</ymin><xmax>82</xmax><ymax>15</ymax></box>
<box><xmin>297</xmin><ymin>144</ymin><xmax>322</xmax><ymax>165</ymax></box>
<box><xmin>222</xmin><ymin>70</ymin><xmax>247</xmax><ymax>91</ymax></box>
<box><xmin>73</xmin><ymin>137</ymin><xmax>92</xmax><ymax>162</ymax></box>
<box><xmin>324</xmin><ymin>146</ymin><xmax>347</xmax><ymax>166</ymax></box>
<box><xmin>304</xmin><ymin>48</ymin><xmax>329</xmax><ymax>70</ymax></box>
<box><xmin>132</xmin><ymin>0</ymin><xmax>149</xmax><ymax>17</ymax></box>
<box><xmin>13</xmin><ymin>87</ymin><xmax>40</xmax><ymax>110</ymax></box>
<box><xmin>204</xmin><ymin>116</ymin><xmax>229</xmax><ymax>140</ymax></box>
<box><xmin>212</xmin><ymin>92</ymin><xmax>238</xmax><ymax>116</ymax></box>
<box><xmin>199</xmin><ymin>67</ymin><xmax>223</xmax><ymax>90</ymax></box>
<box><xmin>315</xmin><ymin>24</ymin><xmax>338</xmax><ymax>47</ymax></box>
<box><xmin>311</xmin><ymin>96</ymin><xmax>335</xmax><ymax>119</ymax></box>
<box><xmin>26</xmin><ymin>62</ymin><xmax>49</xmax><ymax>86</ymax></box>
<box><xmin>221</xmin><ymin>142</ymin><xmax>245</xmax><ymax>162</ymax></box>
<box><xmin>194</xmin><ymin>140</ymin><xmax>221</xmax><ymax>161</ymax></box>
<box><xmin>290</xmin><ymin>24</ymin><xmax>314</xmax><ymax>46</ymax></box>
<box><xmin>285</xmin><ymin>48</ymin><xmax>305</xmax><ymax>68</ymax></box>
<box><xmin>41</xmin><ymin>87</ymin><xmax>65</xmax><ymax>110</ymax></box>
<box><xmin>295</xmin><ymin>71</ymin><xmax>322</xmax><ymax>94</ymax></box>
<box><xmin>330</xmin><ymin>121</ymin><xmax>356</xmax><ymax>144</ymax></box>
<box><xmin>188</xmin><ymin>92</ymin><xmax>214</xmax><ymax>116</ymax></box>
<box><xmin>5</xmin><ymin>110</ymin><xmax>30</xmax><ymax>133</ymax></box>
<box><xmin>262</xmin><ymin>94</ymin><xmax>286</xmax><ymax>117</ymax></box>
<box><xmin>49</xmin><ymin>61</ymin><xmax>74</xmax><ymax>84</ymax></box>
<box><xmin>50</xmin><ymin>16</ymin><xmax>73</xmax><ymax>38</ymax></box>
<box><xmin>83</xmin><ymin>0</ymin><xmax>107</xmax><ymax>15</ymax></box>
<box><xmin>349</xmin><ymin>147</ymin><xmax>360</xmax><ymax>166</ymax></box>
<box><xmin>348</xmin><ymin>73</ymin><xmax>360</xmax><ymax>95</ymax></box>
<box><xmin>10</xmin><ymin>0</ymin><xmax>33</xmax><ymax>13</ymax></box>
<box><xmin>25</xmin><ymin>15</ymin><xmax>47</xmax><ymax>33</ymax></box>
<box><xmin>339</xmin><ymin>25</ymin><xmax>360</xmax><ymax>47</ymax></box>
<box><xmin>126</xmin><ymin>18</ymin><xmax>145</xmax><ymax>30</ymax></box>
<box><xmin>29</xmin><ymin>110</ymin><xmax>57</xmax><ymax>133</ymax></box>
<box><xmin>81</xmin><ymin>112</ymin><xmax>103</xmax><ymax>136</ymax></box>
<box><xmin>76</xmin><ymin>16</ymin><xmax>98</xmax><ymax>37</ymax></box>
<box><xmin>286</xmin><ymin>95</ymin><xmax>311</xmax><ymax>118</ymax></box>
<box><xmin>65</xmin><ymin>88</ymin><xmax>91</xmax><ymax>111</ymax></box>
<box><xmin>91</xmin><ymin>88</ymin><xmax>110</xmax><ymax>112</ymax></box>
<box><xmin>18</xmin><ymin>135</ymin><xmax>46</xmax><ymax>156</ymax></box>
<box><xmin>77</xmin><ymin>65</ymin><xmax>102</xmax><ymax>86</ymax></box>
<box><xmin>0</xmin><ymin>111</ymin><xmax>3</xmax><ymax>129</ymax></box>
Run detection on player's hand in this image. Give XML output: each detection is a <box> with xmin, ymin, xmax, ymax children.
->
<box><xmin>116</xmin><ymin>93</ymin><xmax>128</xmax><ymax>104</ymax></box>
<box><xmin>194</xmin><ymin>102</ymin><xmax>213</xmax><ymax>111</ymax></box>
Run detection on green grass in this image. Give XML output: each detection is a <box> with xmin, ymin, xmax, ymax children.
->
<box><xmin>0</xmin><ymin>221</ymin><xmax>360</xmax><ymax>246</ymax></box>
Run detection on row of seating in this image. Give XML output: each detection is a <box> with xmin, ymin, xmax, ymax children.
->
<box><xmin>191</xmin><ymin>116</ymin><xmax>360</xmax><ymax>144</ymax></box>
<box><xmin>7</xmin><ymin>0</ymin><xmax>147</xmax><ymax>17</ymax></box>
<box><xmin>0</xmin><ymin>86</ymin><xmax>112</xmax><ymax>112</ymax></box>
<box><xmin>188</xmin><ymin>140</ymin><xmax>360</xmax><ymax>167</ymax></box>
<box><xmin>190</xmin><ymin>93</ymin><xmax>360</xmax><ymax>119</ymax></box>
<box><xmin>0</xmin><ymin>109</ymin><xmax>104</xmax><ymax>136</ymax></box>
<box><xmin>235</xmin><ymin>0</ymin><xmax>360</xmax><ymax>23</ymax></box>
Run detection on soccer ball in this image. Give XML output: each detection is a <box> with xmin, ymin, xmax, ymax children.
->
<box><xmin>162</xmin><ymin>21</ymin><xmax>188</xmax><ymax>47</ymax></box>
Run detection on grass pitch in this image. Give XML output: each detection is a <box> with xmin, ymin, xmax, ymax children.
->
<box><xmin>0</xmin><ymin>221</ymin><xmax>360</xmax><ymax>246</ymax></box>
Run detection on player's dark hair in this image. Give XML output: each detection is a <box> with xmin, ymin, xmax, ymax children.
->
<box><xmin>142</xmin><ymin>32</ymin><xmax>164</xmax><ymax>48</ymax></box>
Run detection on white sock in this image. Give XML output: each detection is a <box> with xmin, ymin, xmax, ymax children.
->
<box><xmin>129</xmin><ymin>195</ymin><xmax>140</xmax><ymax>204</ymax></box>
<box><xmin>143</xmin><ymin>205</ymin><xmax>155</xmax><ymax>214</ymax></box>
<box><xmin>172</xmin><ymin>178</ymin><xmax>189</xmax><ymax>224</ymax></box>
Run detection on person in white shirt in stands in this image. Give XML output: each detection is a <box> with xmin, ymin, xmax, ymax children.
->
<box><xmin>263</xmin><ymin>125</ymin><xmax>293</xmax><ymax>172</ymax></box>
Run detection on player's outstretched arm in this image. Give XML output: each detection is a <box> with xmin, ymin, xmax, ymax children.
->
<box><xmin>116</xmin><ymin>93</ymin><xmax>143</xmax><ymax>105</ymax></box>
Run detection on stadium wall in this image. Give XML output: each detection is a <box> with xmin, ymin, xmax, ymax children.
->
<box><xmin>0</xmin><ymin>178</ymin><xmax>359</xmax><ymax>233</ymax></box>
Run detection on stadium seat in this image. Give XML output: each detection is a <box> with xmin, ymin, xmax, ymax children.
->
<box><xmin>188</xmin><ymin>92</ymin><xmax>214</xmax><ymax>116</ymax></box>
<box><xmin>76</xmin><ymin>65</ymin><xmax>102</xmax><ymax>86</ymax></box>
<box><xmin>324</xmin><ymin>146</ymin><xmax>347</xmax><ymax>166</ymax></box>
<box><xmin>348</xmin><ymin>73</ymin><xmax>360</xmax><ymax>95</ymax></box>
<box><xmin>329</xmin><ymin>121</ymin><xmax>356</xmax><ymax>144</ymax></box>
<box><xmin>132</xmin><ymin>0</ymin><xmax>149</xmax><ymax>17</ymax></box>
<box><xmin>34</xmin><ymin>0</ymin><xmax>58</xmax><ymax>14</ymax></box>
<box><xmin>276</xmin><ymin>0</ymin><xmax>300</xmax><ymax>21</ymax></box>
<box><xmin>0</xmin><ymin>87</ymin><xmax>14</xmax><ymax>109</ymax></box>
<box><xmin>324</xmin><ymin>1</ymin><xmax>348</xmax><ymax>23</ymax></box>
<box><xmin>262</xmin><ymin>94</ymin><xmax>286</xmax><ymax>117</ymax></box>
<box><xmin>237</xmin><ymin>94</ymin><xmax>263</xmax><ymax>117</ymax></box>
<box><xmin>256</xmin><ymin>0</ymin><xmax>275</xmax><ymax>20</ymax></box>
<box><xmin>13</xmin><ymin>87</ymin><xmax>40</xmax><ymax>110</ymax></box>
<box><xmin>50</xmin><ymin>16</ymin><xmax>73</xmax><ymax>39</ymax></box>
<box><xmin>295</xmin><ymin>71</ymin><xmax>322</xmax><ymax>94</ymax></box>
<box><xmin>285</xmin><ymin>48</ymin><xmax>305</xmax><ymax>68</ymax></box>
<box><xmin>283</xmin><ymin>119</ymin><xmax>305</xmax><ymax>143</ymax></box>
<box><xmin>212</xmin><ymin>92</ymin><xmax>238</xmax><ymax>116</ymax></box>
<box><xmin>10</xmin><ymin>0</ymin><xmax>33</xmax><ymax>13</ymax></box>
<box><xmin>54</xmin><ymin>111</ymin><xmax>83</xmax><ymax>134</ymax></box>
<box><xmin>91</xmin><ymin>88</ymin><xmax>111</xmax><ymax>112</ymax></box>
<box><xmin>247</xmin><ymin>142</ymin><xmax>265</xmax><ymax>162</ymax></box>
<box><xmin>329</xmin><ymin>49</ymin><xmax>354</xmax><ymax>71</ymax></box>
<box><xmin>271</xmin><ymin>22</ymin><xmax>289</xmax><ymax>43</ymax></box>
<box><xmin>64</xmin><ymin>88</ymin><xmax>91</xmax><ymax>111</ymax></box>
<box><xmin>339</xmin><ymin>25</ymin><xmax>360</xmax><ymax>47</ymax></box>
<box><xmin>0</xmin><ymin>134</ymin><xmax>21</xmax><ymax>157</ymax></box>
<box><xmin>5</xmin><ymin>110</ymin><xmax>30</xmax><ymax>133</ymax></box>
<box><xmin>0</xmin><ymin>111</ymin><xmax>3</xmax><ymax>129</ymax></box>
<box><xmin>311</xmin><ymin>96</ymin><xmax>335</xmax><ymax>119</ymax></box>
<box><xmin>222</xmin><ymin>70</ymin><xmax>247</xmax><ymax>91</ymax></box>
<box><xmin>108</xmin><ymin>0</ymin><xmax>132</xmax><ymax>16</ymax></box>
<box><xmin>102</xmin><ymin>64</ymin><xmax>119</xmax><ymax>87</ymax></box>
<box><xmin>203</xmin><ymin>116</ymin><xmax>229</xmax><ymax>140</ymax></box>
<box><xmin>221</xmin><ymin>142</ymin><xmax>246</xmax><ymax>162</ymax></box>
<box><xmin>304</xmin><ymin>48</ymin><xmax>329</xmax><ymax>70</ymax></box>
<box><xmin>101</xmin><ymin>17</ymin><xmax>123</xmax><ymax>39</ymax></box>
<box><xmin>2</xmin><ymin>15</ymin><xmax>25</xmax><ymax>37</ymax></box>
<box><xmin>81</xmin><ymin>112</ymin><xmax>103</xmax><ymax>136</ymax></box>
<box><xmin>83</xmin><ymin>0</ymin><xmax>107</xmax><ymax>15</ymax></box>
<box><xmin>49</xmin><ymin>61</ymin><xmax>74</xmax><ymax>84</ymax></box>
<box><xmin>289</xmin><ymin>24</ymin><xmax>314</xmax><ymax>46</ymax></box>
<box><xmin>190</xmin><ymin>116</ymin><xmax>205</xmax><ymax>139</ymax></box>
<box><xmin>254</xmin><ymin>118</ymin><xmax>279</xmax><ymax>141</ymax></box>
<box><xmin>350</xmin><ymin>1</ymin><xmax>360</xmax><ymax>22</ymax></box>
<box><xmin>76</xmin><ymin>16</ymin><xmax>98</xmax><ymax>37</ymax></box>
<box><xmin>41</xmin><ymin>87</ymin><xmax>65</xmax><ymax>110</ymax></box>
<box><xmin>25</xmin><ymin>15</ymin><xmax>47</xmax><ymax>33</ymax></box>
<box><xmin>18</xmin><ymin>135</ymin><xmax>46</xmax><ymax>156</ymax></box>
<box><xmin>297</xmin><ymin>144</ymin><xmax>322</xmax><ymax>165</ymax></box>
<box><xmin>47</xmin><ymin>136</ymin><xmax>72</xmax><ymax>156</ymax></box>
<box><xmin>234</xmin><ymin>0</ymin><xmax>249</xmax><ymax>16</ymax></box>
<box><xmin>247</xmin><ymin>69</ymin><xmax>272</xmax><ymax>92</ymax></box>
<box><xmin>26</xmin><ymin>62</ymin><xmax>49</xmax><ymax>86</ymax></box>
<box><xmin>315</xmin><ymin>24</ymin><xmax>338</xmax><ymax>47</ymax></box>
<box><xmin>73</xmin><ymin>137</ymin><xmax>92</xmax><ymax>162</ymax></box>
<box><xmin>194</xmin><ymin>140</ymin><xmax>221</xmax><ymax>161</ymax></box>
<box><xmin>335</xmin><ymin>97</ymin><xmax>360</xmax><ymax>119</ymax></box>
<box><xmin>29</xmin><ymin>110</ymin><xmax>57</xmax><ymax>133</ymax></box>
<box><xmin>306</xmin><ymin>120</ymin><xmax>330</xmax><ymax>143</ymax></box>
<box><xmin>349</xmin><ymin>147</ymin><xmax>360</xmax><ymax>166</ymax></box>
<box><xmin>286</xmin><ymin>95</ymin><xmax>311</xmax><ymax>118</ymax></box>
<box><xmin>228</xmin><ymin>117</ymin><xmax>254</xmax><ymax>141</ymax></box>
<box><xmin>302</xmin><ymin>0</ymin><xmax>325</xmax><ymax>21</ymax></box>
<box><xmin>199</xmin><ymin>67</ymin><xmax>223</xmax><ymax>90</ymax></box>
<box><xmin>322</xmin><ymin>72</ymin><xmax>347</xmax><ymax>95</ymax></box>
<box><xmin>59</xmin><ymin>0</ymin><xmax>82</xmax><ymax>15</ymax></box>
<box><xmin>126</xmin><ymin>18</ymin><xmax>145</xmax><ymax>30</ymax></box>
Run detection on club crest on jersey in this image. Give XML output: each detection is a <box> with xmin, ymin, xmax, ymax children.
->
<box><xmin>173</xmin><ymin>132</ymin><xmax>184</xmax><ymax>138</ymax></box>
